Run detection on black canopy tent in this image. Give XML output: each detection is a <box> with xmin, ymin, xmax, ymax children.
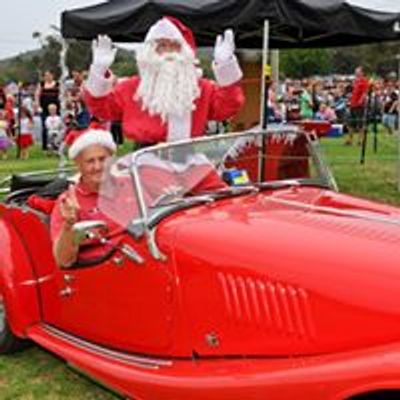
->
<box><xmin>61</xmin><ymin>0</ymin><xmax>400</xmax><ymax>49</ymax></box>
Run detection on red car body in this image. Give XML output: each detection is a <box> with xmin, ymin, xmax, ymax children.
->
<box><xmin>1</xmin><ymin>130</ymin><xmax>400</xmax><ymax>399</ymax></box>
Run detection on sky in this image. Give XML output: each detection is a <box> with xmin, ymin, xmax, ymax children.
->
<box><xmin>0</xmin><ymin>0</ymin><xmax>100</xmax><ymax>60</ymax></box>
<box><xmin>0</xmin><ymin>0</ymin><xmax>400</xmax><ymax>61</ymax></box>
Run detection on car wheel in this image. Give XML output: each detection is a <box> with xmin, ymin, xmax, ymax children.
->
<box><xmin>0</xmin><ymin>292</ymin><xmax>25</xmax><ymax>354</ymax></box>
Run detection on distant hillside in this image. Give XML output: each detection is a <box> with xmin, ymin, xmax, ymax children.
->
<box><xmin>0</xmin><ymin>48</ymin><xmax>43</xmax><ymax>67</ymax></box>
<box><xmin>0</xmin><ymin>48</ymin><xmax>45</xmax><ymax>84</ymax></box>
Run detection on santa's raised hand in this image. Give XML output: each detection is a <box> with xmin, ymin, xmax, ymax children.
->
<box><xmin>91</xmin><ymin>35</ymin><xmax>117</xmax><ymax>74</ymax></box>
<box><xmin>213</xmin><ymin>29</ymin><xmax>235</xmax><ymax>64</ymax></box>
<box><xmin>212</xmin><ymin>28</ymin><xmax>242</xmax><ymax>87</ymax></box>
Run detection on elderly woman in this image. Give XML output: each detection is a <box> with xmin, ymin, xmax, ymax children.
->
<box><xmin>50</xmin><ymin>128</ymin><xmax>117</xmax><ymax>267</ymax></box>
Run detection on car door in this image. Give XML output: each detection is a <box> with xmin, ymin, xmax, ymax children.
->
<box><xmin>39</xmin><ymin>232</ymin><xmax>176</xmax><ymax>355</ymax></box>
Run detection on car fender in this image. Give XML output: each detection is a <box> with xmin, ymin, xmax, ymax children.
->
<box><xmin>0</xmin><ymin>205</ymin><xmax>41</xmax><ymax>337</ymax></box>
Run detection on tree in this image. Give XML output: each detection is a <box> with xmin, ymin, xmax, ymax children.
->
<box><xmin>1</xmin><ymin>33</ymin><xmax>92</xmax><ymax>82</ymax></box>
<box><xmin>3</xmin><ymin>32</ymin><xmax>398</xmax><ymax>83</ymax></box>
<box><xmin>112</xmin><ymin>49</ymin><xmax>137</xmax><ymax>76</ymax></box>
<box><xmin>280</xmin><ymin>48</ymin><xmax>333</xmax><ymax>78</ymax></box>
<box><xmin>39</xmin><ymin>35</ymin><xmax>62</xmax><ymax>77</ymax></box>
<box><xmin>65</xmin><ymin>39</ymin><xmax>91</xmax><ymax>72</ymax></box>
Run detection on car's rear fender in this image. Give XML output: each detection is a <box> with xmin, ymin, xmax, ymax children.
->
<box><xmin>0</xmin><ymin>205</ymin><xmax>41</xmax><ymax>337</ymax></box>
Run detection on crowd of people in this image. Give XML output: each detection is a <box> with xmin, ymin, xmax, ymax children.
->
<box><xmin>0</xmin><ymin>69</ymin><xmax>91</xmax><ymax>160</ymax></box>
<box><xmin>0</xmin><ymin>57</ymin><xmax>399</xmax><ymax>162</ymax></box>
<box><xmin>267</xmin><ymin>66</ymin><xmax>400</xmax><ymax>145</ymax></box>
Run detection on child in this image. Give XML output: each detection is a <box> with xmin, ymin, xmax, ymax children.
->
<box><xmin>17</xmin><ymin>107</ymin><xmax>34</xmax><ymax>160</ymax></box>
<box><xmin>45</xmin><ymin>103</ymin><xmax>64</xmax><ymax>153</ymax></box>
<box><xmin>315</xmin><ymin>102</ymin><xmax>337</xmax><ymax>123</ymax></box>
<box><xmin>0</xmin><ymin>109</ymin><xmax>12</xmax><ymax>160</ymax></box>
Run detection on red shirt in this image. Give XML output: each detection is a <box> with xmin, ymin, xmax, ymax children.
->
<box><xmin>50</xmin><ymin>181</ymin><xmax>132</xmax><ymax>262</ymax></box>
<box><xmin>350</xmin><ymin>76</ymin><xmax>369</xmax><ymax>108</ymax></box>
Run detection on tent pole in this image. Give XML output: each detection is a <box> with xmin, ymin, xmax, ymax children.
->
<box><xmin>58</xmin><ymin>37</ymin><xmax>69</xmax><ymax>174</ymax></box>
<box><xmin>360</xmin><ymin>85</ymin><xmax>372</xmax><ymax>165</ymax></box>
<box><xmin>259</xmin><ymin>19</ymin><xmax>271</xmax><ymax>183</ymax></box>
<box><xmin>16</xmin><ymin>84</ymin><xmax>22</xmax><ymax>159</ymax></box>
<box><xmin>260</xmin><ymin>19</ymin><xmax>270</xmax><ymax>130</ymax></box>
<box><xmin>59</xmin><ymin>37</ymin><xmax>69</xmax><ymax>119</ymax></box>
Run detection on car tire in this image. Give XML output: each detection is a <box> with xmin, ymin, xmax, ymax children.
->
<box><xmin>0</xmin><ymin>292</ymin><xmax>25</xmax><ymax>354</ymax></box>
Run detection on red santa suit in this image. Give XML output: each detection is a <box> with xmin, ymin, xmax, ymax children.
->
<box><xmin>83</xmin><ymin>17</ymin><xmax>245</xmax><ymax>144</ymax></box>
<box><xmin>84</xmin><ymin>77</ymin><xmax>243</xmax><ymax>143</ymax></box>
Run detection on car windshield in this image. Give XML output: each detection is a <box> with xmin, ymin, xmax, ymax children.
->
<box><xmin>97</xmin><ymin>129</ymin><xmax>334</xmax><ymax>230</ymax></box>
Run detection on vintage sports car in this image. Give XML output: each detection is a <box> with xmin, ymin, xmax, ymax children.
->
<box><xmin>1</xmin><ymin>128</ymin><xmax>400</xmax><ymax>400</ymax></box>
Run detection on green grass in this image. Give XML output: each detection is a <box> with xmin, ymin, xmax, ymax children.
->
<box><xmin>0</xmin><ymin>146</ymin><xmax>60</xmax><ymax>183</ymax></box>
<box><xmin>1</xmin><ymin>130</ymin><xmax>400</xmax><ymax>399</ymax></box>
<box><xmin>320</xmin><ymin>129</ymin><xmax>400</xmax><ymax>206</ymax></box>
<box><xmin>0</xmin><ymin>348</ymin><xmax>119</xmax><ymax>400</ymax></box>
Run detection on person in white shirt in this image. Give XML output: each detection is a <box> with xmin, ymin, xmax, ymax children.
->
<box><xmin>45</xmin><ymin>103</ymin><xmax>64</xmax><ymax>153</ymax></box>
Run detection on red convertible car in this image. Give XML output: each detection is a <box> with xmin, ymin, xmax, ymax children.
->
<box><xmin>1</xmin><ymin>129</ymin><xmax>400</xmax><ymax>400</ymax></box>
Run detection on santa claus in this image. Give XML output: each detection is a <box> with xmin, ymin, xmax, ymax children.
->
<box><xmin>83</xmin><ymin>16</ymin><xmax>245</xmax><ymax>145</ymax></box>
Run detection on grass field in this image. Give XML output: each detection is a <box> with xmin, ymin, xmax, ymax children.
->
<box><xmin>1</xmin><ymin>131</ymin><xmax>400</xmax><ymax>399</ymax></box>
<box><xmin>0</xmin><ymin>348</ymin><xmax>119</xmax><ymax>400</ymax></box>
<box><xmin>321</xmin><ymin>130</ymin><xmax>400</xmax><ymax>206</ymax></box>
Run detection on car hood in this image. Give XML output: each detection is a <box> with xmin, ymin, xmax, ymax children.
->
<box><xmin>165</xmin><ymin>187</ymin><xmax>400</xmax><ymax>357</ymax></box>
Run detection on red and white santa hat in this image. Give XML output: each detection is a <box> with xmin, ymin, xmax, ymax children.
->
<box><xmin>67</xmin><ymin>128</ymin><xmax>117</xmax><ymax>159</ymax></box>
<box><xmin>144</xmin><ymin>16</ymin><xmax>196</xmax><ymax>56</ymax></box>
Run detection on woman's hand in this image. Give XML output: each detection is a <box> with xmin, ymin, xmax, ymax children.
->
<box><xmin>60</xmin><ymin>185</ymin><xmax>80</xmax><ymax>227</ymax></box>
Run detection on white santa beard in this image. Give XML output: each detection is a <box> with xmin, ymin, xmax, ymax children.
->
<box><xmin>136</xmin><ymin>44</ymin><xmax>201</xmax><ymax>122</ymax></box>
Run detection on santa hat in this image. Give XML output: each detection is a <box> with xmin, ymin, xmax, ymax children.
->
<box><xmin>144</xmin><ymin>16</ymin><xmax>196</xmax><ymax>55</ymax></box>
<box><xmin>68</xmin><ymin>128</ymin><xmax>117</xmax><ymax>159</ymax></box>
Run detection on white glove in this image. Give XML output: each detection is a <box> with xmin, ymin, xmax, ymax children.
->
<box><xmin>91</xmin><ymin>35</ymin><xmax>117</xmax><ymax>73</ymax></box>
<box><xmin>213</xmin><ymin>29</ymin><xmax>235</xmax><ymax>64</ymax></box>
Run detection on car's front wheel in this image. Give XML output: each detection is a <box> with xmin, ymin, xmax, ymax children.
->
<box><xmin>0</xmin><ymin>292</ymin><xmax>25</xmax><ymax>354</ymax></box>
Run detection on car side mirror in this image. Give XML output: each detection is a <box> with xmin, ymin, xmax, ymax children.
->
<box><xmin>127</xmin><ymin>218</ymin><xmax>145</xmax><ymax>239</ymax></box>
<box><xmin>73</xmin><ymin>220</ymin><xmax>109</xmax><ymax>244</ymax></box>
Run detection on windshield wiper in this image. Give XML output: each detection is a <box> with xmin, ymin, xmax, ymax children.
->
<box><xmin>147</xmin><ymin>196</ymin><xmax>214</xmax><ymax>229</ymax></box>
<box><xmin>202</xmin><ymin>185</ymin><xmax>259</xmax><ymax>199</ymax></box>
<box><xmin>256</xmin><ymin>178</ymin><xmax>330</xmax><ymax>191</ymax></box>
<box><xmin>149</xmin><ymin>193</ymin><xmax>214</xmax><ymax>209</ymax></box>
